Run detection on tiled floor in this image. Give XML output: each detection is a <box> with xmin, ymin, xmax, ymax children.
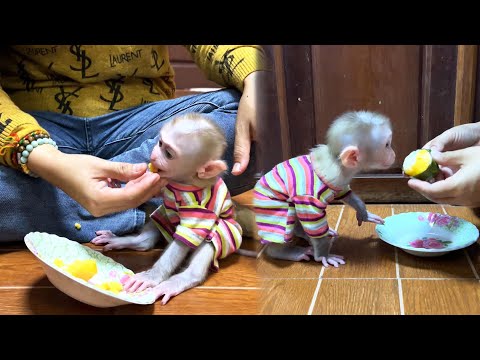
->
<box><xmin>0</xmin><ymin>191</ymin><xmax>259</xmax><ymax>315</ymax></box>
<box><xmin>259</xmin><ymin>204</ymin><xmax>480</xmax><ymax>315</ymax></box>
<box><xmin>1</xmin><ymin>191</ymin><xmax>480</xmax><ymax>315</ymax></box>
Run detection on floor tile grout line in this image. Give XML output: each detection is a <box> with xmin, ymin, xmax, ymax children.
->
<box><xmin>392</xmin><ymin>206</ymin><xmax>405</xmax><ymax>315</ymax></box>
<box><xmin>261</xmin><ymin>277</ymin><xmax>478</xmax><ymax>280</ymax></box>
<box><xmin>198</xmin><ymin>286</ymin><xmax>260</xmax><ymax>290</ymax></box>
<box><xmin>257</xmin><ymin>244</ymin><xmax>267</xmax><ymax>258</ymax></box>
<box><xmin>463</xmin><ymin>250</ymin><xmax>480</xmax><ymax>280</ymax></box>
<box><xmin>307</xmin><ymin>205</ymin><xmax>344</xmax><ymax>315</ymax></box>
<box><xmin>441</xmin><ymin>205</ymin><xmax>480</xmax><ymax>280</ymax></box>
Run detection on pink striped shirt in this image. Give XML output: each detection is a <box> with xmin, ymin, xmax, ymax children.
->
<box><xmin>150</xmin><ymin>178</ymin><xmax>242</xmax><ymax>270</ymax></box>
<box><xmin>254</xmin><ymin>155</ymin><xmax>351</xmax><ymax>244</ymax></box>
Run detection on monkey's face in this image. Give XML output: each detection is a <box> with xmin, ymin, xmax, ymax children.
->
<box><xmin>150</xmin><ymin>129</ymin><xmax>202</xmax><ymax>182</ymax></box>
<box><xmin>365</xmin><ymin>126</ymin><xmax>396</xmax><ymax>170</ymax></box>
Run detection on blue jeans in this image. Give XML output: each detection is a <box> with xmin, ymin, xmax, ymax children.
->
<box><xmin>0</xmin><ymin>89</ymin><xmax>257</xmax><ymax>242</ymax></box>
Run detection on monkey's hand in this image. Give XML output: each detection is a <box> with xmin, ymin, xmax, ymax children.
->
<box><xmin>356</xmin><ymin>210</ymin><xmax>385</xmax><ymax>226</ymax></box>
<box><xmin>122</xmin><ymin>269</ymin><xmax>167</xmax><ymax>294</ymax></box>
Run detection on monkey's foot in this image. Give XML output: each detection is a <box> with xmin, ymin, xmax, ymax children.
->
<box><xmin>122</xmin><ymin>269</ymin><xmax>167</xmax><ymax>293</ymax></box>
<box><xmin>313</xmin><ymin>254</ymin><xmax>345</xmax><ymax>268</ymax></box>
<box><xmin>265</xmin><ymin>244</ymin><xmax>314</xmax><ymax>262</ymax></box>
<box><xmin>328</xmin><ymin>228</ymin><xmax>339</xmax><ymax>237</ymax></box>
<box><xmin>91</xmin><ymin>230</ymin><xmax>155</xmax><ymax>251</ymax></box>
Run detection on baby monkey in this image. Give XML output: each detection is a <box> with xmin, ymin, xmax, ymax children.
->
<box><xmin>254</xmin><ymin>110</ymin><xmax>395</xmax><ymax>267</ymax></box>
<box><xmin>91</xmin><ymin>113</ymin><xmax>243</xmax><ymax>304</ymax></box>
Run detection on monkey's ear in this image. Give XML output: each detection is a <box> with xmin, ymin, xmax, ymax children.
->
<box><xmin>339</xmin><ymin>146</ymin><xmax>361</xmax><ymax>168</ymax></box>
<box><xmin>197</xmin><ymin>160</ymin><xmax>227</xmax><ymax>179</ymax></box>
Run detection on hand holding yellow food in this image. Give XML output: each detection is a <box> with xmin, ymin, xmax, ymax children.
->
<box><xmin>403</xmin><ymin>149</ymin><xmax>440</xmax><ymax>181</ymax></box>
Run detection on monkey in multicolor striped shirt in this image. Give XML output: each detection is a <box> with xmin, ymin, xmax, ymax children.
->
<box><xmin>254</xmin><ymin>111</ymin><xmax>396</xmax><ymax>267</ymax></box>
<box><xmin>91</xmin><ymin>113</ymin><xmax>243</xmax><ymax>304</ymax></box>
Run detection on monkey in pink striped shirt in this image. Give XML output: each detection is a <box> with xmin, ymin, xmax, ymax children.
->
<box><xmin>254</xmin><ymin>111</ymin><xmax>396</xmax><ymax>267</ymax></box>
<box><xmin>91</xmin><ymin>113</ymin><xmax>244</xmax><ymax>304</ymax></box>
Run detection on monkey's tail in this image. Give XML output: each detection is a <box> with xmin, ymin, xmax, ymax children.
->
<box><xmin>235</xmin><ymin>248</ymin><xmax>259</xmax><ymax>258</ymax></box>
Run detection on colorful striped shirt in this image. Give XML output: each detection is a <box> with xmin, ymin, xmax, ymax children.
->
<box><xmin>253</xmin><ymin>155</ymin><xmax>351</xmax><ymax>244</ymax></box>
<box><xmin>150</xmin><ymin>177</ymin><xmax>242</xmax><ymax>270</ymax></box>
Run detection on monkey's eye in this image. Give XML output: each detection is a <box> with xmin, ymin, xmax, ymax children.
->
<box><xmin>159</xmin><ymin>140</ymin><xmax>163</xmax><ymax>147</ymax></box>
<box><xmin>386</xmin><ymin>142</ymin><xmax>390</xmax><ymax>148</ymax></box>
<box><xmin>165</xmin><ymin>149</ymin><xmax>173</xmax><ymax>160</ymax></box>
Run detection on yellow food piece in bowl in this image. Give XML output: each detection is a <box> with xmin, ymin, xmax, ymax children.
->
<box><xmin>97</xmin><ymin>281</ymin><xmax>124</xmax><ymax>293</ymax></box>
<box><xmin>66</xmin><ymin>259</ymin><xmax>98</xmax><ymax>281</ymax></box>
<box><xmin>53</xmin><ymin>258</ymin><xmax>65</xmax><ymax>268</ymax></box>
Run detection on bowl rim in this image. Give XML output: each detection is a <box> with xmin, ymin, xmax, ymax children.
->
<box><xmin>375</xmin><ymin>211</ymin><xmax>479</xmax><ymax>253</ymax></box>
<box><xmin>24</xmin><ymin>232</ymin><xmax>156</xmax><ymax>305</ymax></box>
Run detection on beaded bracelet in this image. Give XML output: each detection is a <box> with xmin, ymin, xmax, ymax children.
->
<box><xmin>15</xmin><ymin>131</ymin><xmax>58</xmax><ymax>177</ymax></box>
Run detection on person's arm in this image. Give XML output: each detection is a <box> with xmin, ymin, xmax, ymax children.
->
<box><xmin>0</xmin><ymin>86</ymin><xmax>46</xmax><ymax>171</ymax></box>
<box><xmin>0</xmin><ymin>86</ymin><xmax>166</xmax><ymax>217</ymax></box>
<box><xmin>184</xmin><ymin>45</ymin><xmax>271</xmax><ymax>175</ymax></box>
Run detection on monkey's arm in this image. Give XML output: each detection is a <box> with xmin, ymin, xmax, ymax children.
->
<box><xmin>341</xmin><ymin>192</ymin><xmax>385</xmax><ymax>226</ymax></box>
<box><xmin>183</xmin><ymin>45</ymin><xmax>270</xmax><ymax>92</ymax></box>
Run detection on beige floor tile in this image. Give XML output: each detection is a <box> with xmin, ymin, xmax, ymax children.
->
<box><xmin>323</xmin><ymin>205</ymin><xmax>396</xmax><ymax>278</ymax></box>
<box><xmin>311</xmin><ymin>279</ymin><xmax>400</xmax><ymax>315</ymax></box>
<box><xmin>260</xmin><ymin>279</ymin><xmax>318</xmax><ymax>314</ymax></box>
<box><xmin>115</xmin><ymin>288</ymin><xmax>259</xmax><ymax>315</ymax></box>
<box><xmin>0</xmin><ymin>250</ymin><xmax>52</xmax><ymax>287</ymax></box>
<box><xmin>0</xmin><ymin>288</ymin><xmax>114</xmax><ymax>315</ymax></box>
<box><xmin>397</xmin><ymin>250</ymin><xmax>475</xmax><ymax>278</ymax></box>
<box><xmin>402</xmin><ymin>279</ymin><xmax>480</xmax><ymax>314</ymax></box>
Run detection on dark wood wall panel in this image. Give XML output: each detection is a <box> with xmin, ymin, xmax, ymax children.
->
<box><xmin>256</xmin><ymin>46</ymin><xmax>284</xmax><ymax>173</ymax></box>
<box><xmin>419</xmin><ymin>45</ymin><xmax>457</xmax><ymax>146</ymax></box>
<box><xmin>281</xmin><ymin>45</ymin><xmax>316</xmax><ymax>157</ymax></box>
<box><xmin>168</xmin><ymin>45</ymin><xmax>219</xmax><ymax>89</ymax></box>
<box><xmin>311</xmin><ymin>45</ymin><xmax>420</xmax><ymax>174</ymax></box>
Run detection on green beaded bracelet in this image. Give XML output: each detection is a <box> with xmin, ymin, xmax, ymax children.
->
<box><xmin>16</xmin><ymin>132</ymin><xmax>58</xmax><ymax>177</ymax></box>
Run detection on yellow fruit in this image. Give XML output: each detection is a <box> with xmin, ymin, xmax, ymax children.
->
<box><xmin>403</xmin><ymin>149</ymin><xmax>440</xmax><ymax>181</ymax></box>
<box><xmin>66</xmin><ymin>259</ymin><xmax>98</xmax><ymax>281</ymax></box>
<box><xmin>53</xmin><ymin>258</ymin><xmax>64</xmax><ymax>268</ymax></box>
<box><xmin>148</xmin><ymin>162</ymin><xmax>158</xmax><ymax>173</ymax></box>
<box><xmin>99</xmin><ymin>281</ymin><xmax>123</xmax><ymax>293</ymax></box>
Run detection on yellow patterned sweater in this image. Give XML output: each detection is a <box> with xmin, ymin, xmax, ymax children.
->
<box><xmin>0</xmin><ymin>45</ymin><xmax>269</xmax><ymax>171</ymax></box>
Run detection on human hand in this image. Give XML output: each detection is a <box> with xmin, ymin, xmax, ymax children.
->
<box><xmin>423</xmin><ymin>122</ymin><xmax>480</xmax><ymax>152</ymax></box>
<box><xmin>232</xmin><ymin>71</ymin><xmax>268</xmax><ymax>175</ymax></box>
<box><xmin>28</xmin><ymin>145</ymin><xmax>167</xmax><ymax>216</ymax></box>
<box><xmin>407</xmin><ymin>147</ymin><xmax>480</xmax><ymax>207</ymax></box>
